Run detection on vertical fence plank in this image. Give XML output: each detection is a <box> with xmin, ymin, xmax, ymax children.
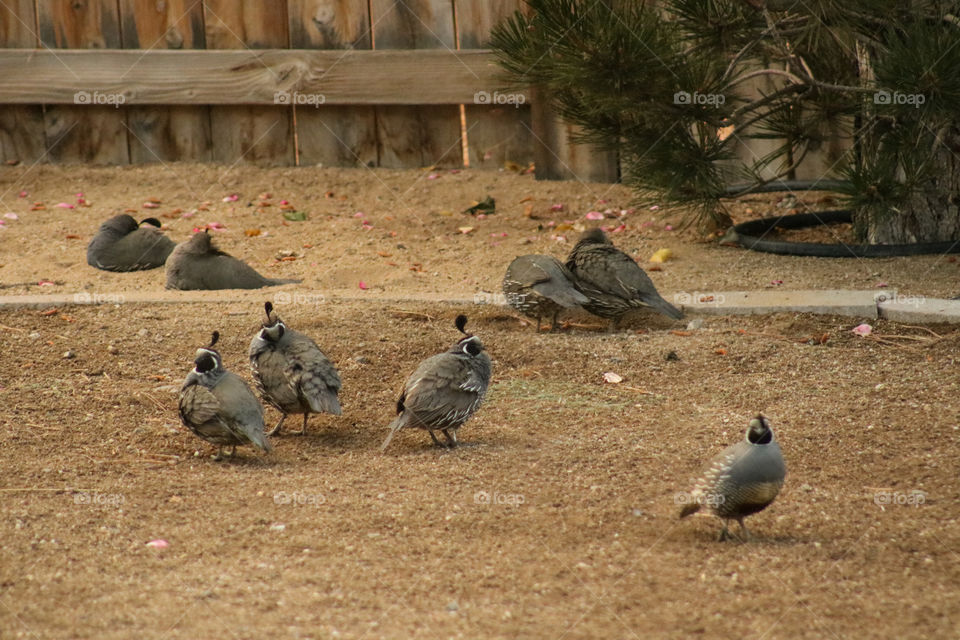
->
<box><xmin>455</xmin><ymin>0</ymin><xmax>533</xmax><ymax>169</ymax></box>
<box><xmin>0</xmin><ymin>0</ymin><xmax>45</xmax><ymax>164</ymax></box>
<box><xmin>369</xmin><ymin>0</ymin><xmax>462</xmax><ymax>168</ymax></box>
<box><xmin>203</xmin><ymin>0</ymin><xmax>294</xmax><ymax>166</ymax></box>
<box><xmin>37</xmin><ymin>0</ymin><xmax>129</xmax><ymax>164</ymax></box>
<box><xmin>289</xmin><ymin>0</ymin><xmax>378</xmax><ymax>168</ymax></box>
<box><xmin>119</xmin><ymin>0</ymin><xmax>211</xmax><ymax>163</ymax></box>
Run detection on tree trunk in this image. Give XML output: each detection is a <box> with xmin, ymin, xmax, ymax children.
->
<box><xmin>861</xmin><ymin>143</ymin><xmax>960</xmax><ymax>244</ymax></box>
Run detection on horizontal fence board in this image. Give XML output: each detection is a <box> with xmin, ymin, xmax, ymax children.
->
<box><xmin>0</xmin><ymin>49</ymin><xmax>518</xmax><ymax>105</ymax></box>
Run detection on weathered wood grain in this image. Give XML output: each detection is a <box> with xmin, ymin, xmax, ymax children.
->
<box><xmin>37</xmin><ymin>0</ymin><xmax>129</xmax><ymax>164</ymax></box>
<box><xmin>119</xmin><ymin>0</ymin><xmax>211</xmax><ymax>163</ymax></box>
<box><xmin>0</xmin><ymin>49</ymin><xmax>515</xmax><ymax>105</ymax></box>
<box><xmin>204</xmin><ymin>0</ymin><xmax>294</xmax><ymax>166</ymax></box>
<box><xmin>531</xmin><ymin>87</ymin><xmax>619</xmax><ymax>183</ymax></box>
<box><xmin>370</xmin><ymin>0</ymin><xmax>461</xmax><ymax>168</ymax></box>
<box><xmin>0</xmin><ymin>0</ymin><xmax>45</xmax><ymax>164</ymax></box>
<box><xmin>456</xmin><ymin>0</ymin><xmax>533</xmax><ymax>169</ymax></box>
<box><xmin>289</xmin><ymin>0</ymin><xmax>377</xmax><ymax>167</ymax></box>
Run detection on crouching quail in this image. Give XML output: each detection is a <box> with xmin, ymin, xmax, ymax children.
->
<box><xmin>249</xmin><ymin>302</ymin><xmax>342</xmax><ymax>436</ymax></box>
<box><xmin>179</xmin><ymin>331</ymin><xmax>271</xmax><ymax>460</ymax></box>
<box><xmin>679</xmin><ymin>415</ymin><xmax>786</xmax><ymax>541</ymax></box>
<box><xmin>87</xmin><ymin>214</ymin><xmax>175</xmax><ymax>271</ymax></box>
<box><xmin>380</xmin><ymin>315</ymin><xmax>491</xmax><ymax>451</ymax></box>
<box><xmin>502</xmin><ymin>254</ymin><xmax>589</xmax><ymax>332</ymax></box>
<box><xmin>566</xmin><ymin>228</ymin><xmax>682</xmax><ymax>329</ymax></box>
<box><xmin>165</xmin><ymin>230</ymin><xmax>300</xmax><ymax>290</ymax></box>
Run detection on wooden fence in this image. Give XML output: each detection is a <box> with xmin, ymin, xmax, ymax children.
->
<box><xmin>0</xmin><ymin>1</ymin><xmax>839</xmax><ymax>183</ymax></box>
<box><xmin>0</xmin><ymin>0</ymin><xmax>620</xmax><ymax>181</ymax></box>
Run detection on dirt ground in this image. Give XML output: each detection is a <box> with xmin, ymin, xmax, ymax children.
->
<box><xmin>1</xmin><ymin>164</ymin><xmax>959</xmax><ymax>639</ymax></box>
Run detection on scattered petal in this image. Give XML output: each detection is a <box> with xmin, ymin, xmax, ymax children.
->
<box><xmin>770</xmin><ymin>279</ymin><xmax>783</xmax><ymax>286</ymax></box>
<box><xmin>181</xmin><ymin>211</ymin><xmax>196</xmax><ymax>219</ymax></box>
<box><xmin>143</xmin><ymin>202</ymin><xmax>159</xmax><ymax>209</ymax></box>
<box><xmin>4</xmin><ymin>213</ymin><xmax>19</xmax><ymax>220</ymax></box>
<box><xmin>222</xmin><ymin>194</ymin><xmax>239</xmax><ymax>202</ymax></box>
<box><xmin>585</xmin><ymin>211</ymin><xmax>604</xmax><ymax>220</ymax></box>
<box><xmin>146</xmin><ymin>539</ymin><xmax>169</xmax><ymax>549</ymax></box>
<box><xmin>664</xmin><ymin>224</ymin><xmax>674</xmax><ymax>231</ymax></box>
<box><xmin>603</xmin><ymin>372</ymin><xmax>623</xmax><ymax>384</ymax></box>
<box><xmin>206</xmin><ymin>221</ymin><xmax>226</xmax><ymax>230</ymax></box>
<box><xmin>279</xmin><ymin>200</ymin><xmax>289</xmax><ymax>205</ymax></box>
<box><xmin>448</xmin><ymin>169</ymin><xmax>461</xmax><ymax>174</ymax></box>
<box><xmin>875</xmin><ymin>282</ymin><xmax>888</xmax><ymax>288</ymax></box>
<box><xmin>852</xmin><ymin>323</ymin><xmax>872</xmax><ymax>336</ymax></box>
<box><xmin>18</xmin><ymin>190</ymin><xmax>27</xmax><ymax>198</ymax></box>
<box><xmin>458</xmin><ymin>226</ymin><xmax>475</xmax><ymax>234</ymax></box>
<box><xmin>427</xmin><ymin>173</ymin><xmax>439</xmax><ymax>180</ymax></box>
<box><xmin>609</xmin><ymin>224</ymin><xmax>626</xmax><ymax>233</ymax></box>
<box><xmin>358</xmin><ymin>281</ymin><xmax>368</xmax><ymax>290</ymax></box>
<box><xmin>649</xmin><ymin>205</ymin><xmax>660</xmax><ymax>211</ymax></box>
<box><xmin>54</xmin><ymin>202</ymin><xmax>74</xmax><ymax>209</ymax></box>
<box><xmin>37</xmin><ymin>280</ymin><xmax>55</xmax><ymax>287</ymax></box>
<box><xmin>551</xmin><ymin>203</ymin><xmax>564</xmax><ymax>212</ymax></box>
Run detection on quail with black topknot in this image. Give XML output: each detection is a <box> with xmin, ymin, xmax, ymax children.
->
<box><xmin>87</xmin><ymin>214</ymin><xmax>175</xmax><ymax>272</ymax></box>
<box><xmin>502</xmin><ymin>254</ymin><xmax>589</xmax><ymax>332</ymax></box>
<box><xmin>566</xmin><ymin>228</ymin><xmax>682</xmax><ymax>329</ymax></box>
<box><xmin>679</xmin><ymin>414</ymin><xmax>786</xmax><ymax>541</ymax></box>
<box><xmin>178</xmin><ymin>331</ymin><xmax>271</xmax><ymax>460</ymax></box>
<box><xmin>380</xmin><ymin>315</ymin><xmax>491</xmax><ymax>451</ymax></box>
<box><xmin>166</xmin><ymin>230</ymin><xmax>300</xmax><ymax>290</ymax></box>
<box><xmin>249</xmin><ymin>302</ymin><xmax>342</xmax><ymax>436</ymax></box>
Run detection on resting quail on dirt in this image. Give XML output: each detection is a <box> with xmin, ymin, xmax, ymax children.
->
<box><xmin>380</xmin><ymin>315</ymin><xmax>492</xmax><ymax>451</ymax></box>
<box><xmin>679</xmin><ymin>415</ymin><xmax>786</xmax><ymax>541</ymax></box>
<box><xmin>565</xmin><ymin>228</ymin><xmax>682</xmax><ymax>329</ymax></box>
<box><xmin>165</xmin><ymin>230</ymin><xmax>300</xmax><ymax>290</ymax></box>
<box><xmin>502</xmin><ymin>254</ymin><xmax>590</xmax><ymax>332</ymax></box>
<box><xmin>86</xmin><ymin>214</ymin><xmax>175</xmax><ymax>271</ymax></box>
<box><xmin>249</xmin><ymin>302</ymin><xmax>342</xmax><ymax>436</ymax></box>
<box><xmin>179</xmin><ymin>331</ymin><xmax>271</xmax><ymax>460</ymax></box>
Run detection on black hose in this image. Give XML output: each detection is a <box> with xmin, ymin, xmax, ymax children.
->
<box><xmin>721</xmin><ymin>181</ymin><xmax>960</xmax><ymax>258</ymax></box>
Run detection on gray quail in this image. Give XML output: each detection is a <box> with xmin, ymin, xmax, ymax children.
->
<box><xmin>165</xmin><ymin>230</ymin><xmax>300</xmax><ymax>290</ymax></box>
<box><xmin>502</xmin><ymin>254</ymin><xmax>589</xmax><ymax>332</ymax></box>
<box><xmin>565</xmin><ymin>228</ymin><xmax>682</xmax><ymax>329</ymax></box>
<box><xmin>178</xmin><ymin>331</ymin><xmax>271</xmax><ymax>460</ymax></box>
<box><xmin>249</xmin><ymin>302</ymin><xmax>342</xmax><ymax>436</ymax></box>
<box><xmin>679</xmin><ymin>414</ymin><xmax>786</xmax><ymax>541</ymax></box>
<box><xmin>87</xmin><ymin>214</ymin><xmax>175</xmax><ymax>272</ymax></box>
<box><xmin>380</xmin><ymin>315</ymin><xmax>492</xmax><ymax>451</ymax></box>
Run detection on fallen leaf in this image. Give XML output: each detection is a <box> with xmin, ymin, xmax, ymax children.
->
<box><xmin>244</xmin><ymin>229</ymin><xmax>262</xmax><ymax>237</ymax></box>
<box><xmin>650</xmin><ymin>248</ymin><xmax>673</xmax><ymax>263</ymax></box>
<box><xmin>464</xmin><ymin>196</ymin><xmax>496</xmax><ymax>215</ymax></box>
<box><xmin>669</xmin><ymin>330</ymin><xmax>693</xmax><ymax>337</ymax></box>
<box><xmin>458</xmin><ymin>226</ymin><xmax>475</xmax><ymax>234</ymax></box>
<box><xmin>324</xmin><ymin>191</ymin><xmax>335</xmax><ymax>199</ymax></box>
<box><xmin>283</xmin><ymin>210</ymin><xmax>308</xmax><ymax>222</ymax></box>
<box><xmin>714</xmin><ymin>348</ymin><xmax>727</xmax><ymax>355</ymax></box>
<box><xmin>554</xmin><ymin>223</ymin><xmax>573</xmax><ymax>232</ymax></box>
<box><xmin>40</xmin><ymin>308</ymin><xmax>58</xmax><ymax>316</ymax></box>
<box><xmin>519</xmin><ymin>195</ymin><xmax>534</xmax><ymax>203</ymax></box>
<box><xmin>377</xmin><ymin>251</ymin><xmax>392</xmax><ymax>258</ymax></box>
<box><xmin>65</xmin><ymin>234</ymin><xmax>80</xmax><ymax>239</ymax></box>
<box><xmin>603</xmin><ymin>371</ymin><xmax>623</xmax><ymax>384</ymax></box>
<box><xmin>523</xmin><ymin>204</ymin><xmax>534</xmax><ymax>218</ymax></box>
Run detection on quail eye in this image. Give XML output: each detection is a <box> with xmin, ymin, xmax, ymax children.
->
<box><xmin>463</xmin><ymin>341</ymin><xmax>481</xmax><ymax>356</ymax></box>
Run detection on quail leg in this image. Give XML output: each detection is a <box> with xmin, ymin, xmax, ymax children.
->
<box><xmin>441</xmin><ymin>429</ymin><xmax>458</xmax><ymax>448</ymax></box>
<box><xmin>428</xmin><ymin>430</ymin><xmax>444</xmax><ymax>447</ymax></box>
<box><xmin>266</xmin><ymin>414</ymin><xmax>287</xmax><ymax>436</ymax></box>
<box><xmin>535</xmin><ymin>315</ymin><xmax>542</xmax><ymax>333</ymax></box>
<box><xmin>717</xmin><ymin>520</ymin><xmax>732</xmax><ymax>542</ymax></box>
<box><xmin>608</xmin><ymin>316</ymin><xmax>620</xmax><ymax>333</ymax></box>
<box><xmin>293</xmin><ymin>413</ymin><xmax>309</xmax><ymax>436</ymax></box>
<box><xmin>550</xmin><ymin>310</ymin><xmax>560</xmax><ymax>333</ymax></box>
<box><xmin>736</xmin><ymin>519</ymin><xmax>752</xmax><ymax>542</ymax></box>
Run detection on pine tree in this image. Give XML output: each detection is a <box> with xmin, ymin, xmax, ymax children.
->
<box><xmin>490</xmin><ymin>0</ymin><xmax>960</xmax><ymax>242</ymax></box>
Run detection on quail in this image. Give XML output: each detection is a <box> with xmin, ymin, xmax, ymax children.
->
<box><xmin>679</xmin><ymin>414</ymin><xmax>786</xmax><ymax>541</ymax></box>
<box><xmin>249</xmin><ymin>302</ymin><xmax>342</xmax><ymax>436</ymax></box>
<box><xmin>86</xmin><ymin>214</ymin><xmax>175</xmax><ymax>272</ymax></box>
<box><xmin>165</xmin><ymin>230</ymin><xmax>300</xmax><ymax>290</ymax></box>
<box><xmin>178</xmin><ymin>331</ymin><xmax>271</xmax><ymax>460</ymax></box>
<box><xmin>380</xmin><ymin>315</ymin><xmax>491</xmax><ymax>451</ymax></box>
<box><xmin>565</xmin><ymin>228</ymin><xmax>682</xmax><ymax>329</ymax></box>
<box><xmin>502</xmin><ymin>254</ymin><xmax>590</xmax><ymax>332</ymax></box>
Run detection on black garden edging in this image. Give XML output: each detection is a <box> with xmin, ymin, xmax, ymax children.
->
<box><xmin>722</xmin><ymin>181</ymin><xmax>960</xmax><ymax>258</ymax></box>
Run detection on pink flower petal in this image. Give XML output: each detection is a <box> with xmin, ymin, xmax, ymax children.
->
<box><xmin>649</xmin><ymin>205</ymin><xmax>660</xmax><ymax>211</ymax></box>
<box><xmin>852</xmin><ymin>323</ymin><xmax>872</xmax><ymax>336</ymax></box>
<box><xmin>222</xmin><ymin>194</ymin><xmax>239</xmax><ymax>202</ymax></box>
<box><xmin>181</xmin><ymin>211</ymin><xmax>196</xmax><ymax>219</ymax></box>
<box><xmin>4</xmin><ymin>213</ymin><xmax>19</xmax><ymax>220</ymax></box>
<box><xmin>358</xmin><ymin>281</ymin><xmax>368</xmax><ymax>290</ymax></box>
<box><xmin>17</xmin><ymin>190</ymin><xmax>27</xmax><ymax>198</ymax></box>
<box><xmin>206</xmin><ymin>221</ymin><xmax>226</xmax><ymax>230</ymax></box>
<box><xmin>477</xmin><ymin>214</ymin><xmax>487</xmax><ymax>220</ymax></box>
<box><xmin>427</xmin><ymin>173</ymin><xmax>439</xmax><ymax>180</ymax></box>
<box><xmin>279</xmin><ymin>200</ymin><xmax>289</xmax><ymax>205</ymax></box>
<box><xmin>146</xmin><ymin>539</ymin><xmax>169</xmax><ymax>549</ymax></box>
<box><xmin>664</xmin><ymin>224</ymin><xmax>674</xmax><ymax>231</ymax></box>
<box><xmin>551</xmin><ymin>203</ymin><xmax>564</xmax><ymax>212</ymax></box>
<box><xmin>875</xmin><ymin>282</ymin><xmax>888</xmax><ymax>288</ymax></box>
<box><xmin>55</xmin><ymin>203</ymin><xmax>74</xmax><ymax>209</ymax></box>
<box><xmin>585</xmin><ymin>211</ymin><xmax>604</xmax><ymax>220</ymax></box>
<box><xmin>770</xmin><ymin>279</ymin><xmax>783</xmax><ymax>286</ymax></box>
<box><xmin>640</xmin><ymin>221</ymin><xmax>654</xmax><ymax>228</ymax></box>
<box><xmin>353</xmin><ymin>212</ymin><xmax>365</xmax><ymax>218</ymax></box>
<box><xmin>37</xmin><ymin>280</ymin><xmax>55</xmax><ymax>286</ymax></box>
<box><xmin>448</xmin><ymin>169</ymin><xmax>461</xmax><ymax>174</ymax></box>
<box><xmin>143</xmin><ymin>202</ymin><xmax>159</xmax><ymax>209</ymax></box>
<box><xmin>610</xmin><ymin>224</ymin><xmax>626</xmax><ymax>233</ymax></box>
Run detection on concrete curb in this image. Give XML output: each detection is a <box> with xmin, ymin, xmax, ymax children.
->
<box><xmin>1</xmin><ymin>288</ymin><xmax>958</xmax><ymax>324</ymax></box>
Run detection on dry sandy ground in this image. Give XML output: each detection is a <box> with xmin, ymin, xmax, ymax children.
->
<box><xmin>0</xmin><ymin>164</ymin><xmax>958</xmax><ymax>639</ymax></box>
